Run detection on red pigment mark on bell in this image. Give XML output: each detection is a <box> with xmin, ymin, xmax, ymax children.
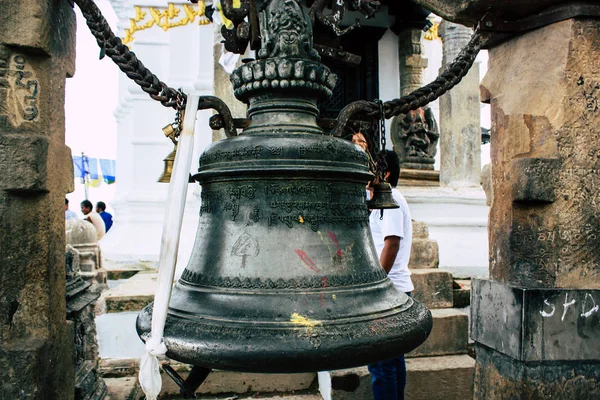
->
<box><xmin>328</xmin><ymin>230</ymin><xmax>343</xmax><ymax>257</ymax></box>
<box><xmin>295</xmin><ymin>249</ymin><xmax>320</xmax><ymax>273</ymax></box>
<box><xmin>320</xmin><ymin>277</ymin><xmax>328</xmax><ymax>308</ymax></box>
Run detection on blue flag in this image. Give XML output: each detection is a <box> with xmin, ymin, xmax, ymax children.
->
<box><xmin>72</xmin><ymin>156</ymin><xmax>86</xmax><ymax>179</ymax></box>
<box><xmin>99</xmin><ymin>159</ymin><xmax>116</xmax><ymax>184</ymax></box>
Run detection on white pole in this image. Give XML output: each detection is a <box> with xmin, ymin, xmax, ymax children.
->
<box><xmin>138</xmin><ymin>94</ymin><xmax>201</xmax><ymax>400</ymax></box>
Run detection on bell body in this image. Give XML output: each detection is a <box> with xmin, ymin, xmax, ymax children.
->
<box><xmin>137</xmin><ymin>98</ymin><xmax>432</xmax><ymax>373</ymax></box>
<box><xmin>137</xmin><ymin>0</ymin><xmax>431</xmax><ymax>373</ymax></box>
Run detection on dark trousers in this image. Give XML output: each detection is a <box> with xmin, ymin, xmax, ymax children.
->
<box><xmin>367</xmin><ymin>292</ymin><xmax>411</xmax><ymax>400</ymax></box>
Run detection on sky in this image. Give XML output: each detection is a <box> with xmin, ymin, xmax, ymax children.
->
<box><xmin>65</xmin><ymin>0</ymin><xmax>119</xmax><ymax>212</ymax></box>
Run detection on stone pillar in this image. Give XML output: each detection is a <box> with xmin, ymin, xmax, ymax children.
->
<box><xmin>438</xmin><ymin>21</ymin><xmax>481</xmax><ymax>188</ymax></box>
<box><xmin>102</xmin><ymin>1</ymin><xmax>214</xmax><ymax>275</ymax></box>
<box><xmin>472</xmin><ymin>18</ymin><xmax>600</xmax><ymax>398</ymax></box>
<box><xmin>398</xmin><ymin>28</ymin><xmax>428</xmax><ymax>96</ymax></box>
<box><xmin>0</xmin><ymin>1</ymin><xmax>76</xmax><ymax>398</ymax></box>
<box><xmin>393</xmin><ymin>29</ymin><xmax>440</xmax><ymax>173</ymax></box>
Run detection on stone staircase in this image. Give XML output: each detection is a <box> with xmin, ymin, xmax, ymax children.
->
<box><xmin>98</xmin><ymin>221</ymin><xmax>474</xmax><ymax>399</ymax></box>
<box><xmin>317</xmin><ymin>222</ymin><xmax>475</xmax><ymax>400</ymax></box>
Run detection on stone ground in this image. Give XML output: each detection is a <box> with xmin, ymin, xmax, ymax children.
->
<box><xmin>105</xmin><ymin>377</ymin><xmax>323</xmax><ymax>400</ymax></box>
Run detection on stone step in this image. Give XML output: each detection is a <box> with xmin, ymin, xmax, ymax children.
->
<box><xmin>105</xmin><ymin>377</ymin><xmax>322</xmax><ymax>400</ymax></box>
<box><xmin>99</xmin><ymin>272</ymin><xmax>157</xmax><ymax>314</ymax></box>
<box><xmin>319</xmin><ymin>355</ymin><xmax>475</xmax><ymax>400</ymax></box>
<box><xmin>407</xmin><ymin>308</ymin><xmax>468</xmax><ymax>358</ymax></box>
<box><xmin>412</xmin><ymin>221</ymin><xmax>430</xmax><ymax>239</ymax></box>
<box><xmin>101</xmin><ymin>359</ymin><xmax>316</xmax><ymax>396</ymax></box>
<box><xmin>409</xmin><ymin>238</ymin><xmax>440</xmax><ymax>269</ymax></box>
<box><xmin>105</xmin><ymin>377</ymin><xmax>140</xmax><ymax>400</ymax></box>
<box><xmin>405</xmin><ymin>355</ymin><xmax>475</xmax><ymax>400</ymax></box>
<box><xmin>410</xmin><ymin>269</ymin><xmax>454</xmax><ymax>309</ymax></box>
<box><xmin>453</xmin><ymin>279</ymin><xmax>471</xmax><ymax>308</ymax></box>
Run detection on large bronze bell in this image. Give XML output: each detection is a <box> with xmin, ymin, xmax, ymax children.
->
<box><xmin>137</xmin><ymin>0</ymin><xmax>432</xmax><ymax>373</ymax></box>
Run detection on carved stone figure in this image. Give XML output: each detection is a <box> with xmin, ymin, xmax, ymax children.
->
<box><xmin>391</xmin><ymin>106</ymin><xmax>439</xmax><ymax>170</ymax></box>
<box><xmin>66</xmin><ymin>219</ymin><xmax>107</xmax><ymax>287</ymax></box>
<box><xmin>65</xmin><ymin>245</ymin><xmax>107</xmax><ymax>400</ymax></box>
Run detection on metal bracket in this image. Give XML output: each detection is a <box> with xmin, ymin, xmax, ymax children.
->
<box><xmin>478</xmin><ymin>2</ymin><xmax>600</xmax><ymax>48</ymax></box>
<box><xmin>160</xmin><ymin>364</ymin><xmax>212</xmax><ymax>399</ymax></box>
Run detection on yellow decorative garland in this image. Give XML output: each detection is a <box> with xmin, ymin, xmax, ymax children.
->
<box><xmin>122</xmin><ymin>1</ymin><xmax>211</xmax><ymax>45</ymax></box>
<box><xmin>424</xmin><ymin>22</ymin><xmax>440</xmax><ymax>41</ymax></box>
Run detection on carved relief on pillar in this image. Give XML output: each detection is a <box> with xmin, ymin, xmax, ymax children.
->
<box><xmin>397</xmin><ymin>28</ymin><xmax>428</xmax><ymax>96</ymax></box>
<box><xmin>0</xmin><ymin>48</ymin><xmax>40</xmax><ymax>127</ymax></box>
<box><xmin>391</xmin><ymin>106</ymin><xmax>439</xmax><ymax>170</ymax></box>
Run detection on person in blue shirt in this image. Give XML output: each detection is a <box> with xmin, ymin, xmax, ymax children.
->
<box><xmin>95</xmin><ymin>201</ymin><xmax>113</xmax><ymax>233</ymax></box>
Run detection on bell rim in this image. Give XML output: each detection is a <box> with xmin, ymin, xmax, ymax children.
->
<box><xmin>136</xmin><ymin>299</ymin><xmax>432</xmax><ymax>373</ymax></box>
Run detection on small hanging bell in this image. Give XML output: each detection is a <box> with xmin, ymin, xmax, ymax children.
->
<box><xmin>366</xmin><ymin>181</ymin><xmax>400</xmax><ymax>209</ymax></box>
<box><xmin>158</xmin><ymin>144</ymin><xmax>195</xmax><ymax>183</ymax></box>
<box><xmin>158</xmin><ymin>145</ymin><xmax>177</xmax><ymax>183</ymax></box>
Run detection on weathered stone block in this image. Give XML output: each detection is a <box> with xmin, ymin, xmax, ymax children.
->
<box><xmin>474</xmin><ymin>344</ymin><xmax>600</xmax><ymax>400</ymax></box>
<box><xmin>0</xmin><ymin>0</ymin><xmax>76</xmax><ymax>71</ymax></box>
<box><xmin>322</xmin><ymin>355</ymin><xmax>475</xmax><ymax>400</ymax></box>
<box><xmin>0</xmin><ymin>1</ymin><xmax>76</xmax><ymax>397</ymax></box>
<box><xmin>104</xmin><ymin>377</ymin><xmax>141</xmax><ymax>400</ymax></box>
<box><xmin>409</xmin><ymin>238</ymin><xmax>440</xmax><ymax>269</ymax></box>
<box><xmin>102</xmin><ymin>273</ymin><xmax>157</xmax><ymax>313</ymax></box>
<box><xmin>406</xmin><ymin>355</ymin><xmax>475</xmax><ymax>400</ymax></box>
<box><xmin>0</xmin><ymin>329</ymin><xmax>75</xmax><ymax>400</ymax></box>
<box><xmin>412</xmin><ymin>221</ymin><xmax>429</xmax><ymax>239</ymax></box>
<box><xmin>408</xmin><ymin>308</ymin><xmax>468</xmax><ymax>358</ymax></box>
<box><xmin>483</xmin><ymin>18</ymin><xmax>600</xmax><ymax>289</ymax></box>
<box><xmin>453</xmin><ymin>279</ymin><xmax>471</xmax><ymax>307</ymax></box>
<box><xmin>324</xmin><ymin>366</ymin><xmax>372</xmax><ymax>400</ymax></box>
<box><xmin>510</xmin><ymin>158</ymin><xmax>561</xmax><ymax>203</ymax></box>
<box><xmin>471</xmin><ymin>279</ymin><xmax>600</xmax><ymax>362</ymax></box>
<box><xmin>411</xmin><ymin>269</ymin><xmax>454</xmax><ymax>309</ymax></box>
<box><xmin>0</xmin><ymin>134</ymin><xmax>49</xmax><ymax>191</ymax></box>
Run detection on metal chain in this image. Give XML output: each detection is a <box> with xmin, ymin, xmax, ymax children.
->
<box><xmin>383</xmin><ymin>30</ymin><xmax>484</xmax><ymax>118</ymax></box>
<box><xmin>332</xmin><ymin>29</ymin><xmax>486</xmax><ymax>137</ymax></box>
<box><xmin>73</xmin><ymin>0</ymin><xmax>185</xmax><ymax>110</ymax></box>
<box><xmin>379</xmin><ymin>100</ymin><xmax>387</xmax><ymax>172</ymax></box>
<box><xmin>371</xmin><ymin>100</ymin><xmax>386</xmax><ymax>182</ymax></box>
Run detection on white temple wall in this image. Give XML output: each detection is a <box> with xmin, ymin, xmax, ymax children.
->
<box><xmin>103</xmin><ymin>0</ymin><xmax>214</xmax><ymax>277</ymax></box>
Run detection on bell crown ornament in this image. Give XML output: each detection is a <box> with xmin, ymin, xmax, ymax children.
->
<box><xmin>137</xmin><ymin>0</ymin><xmax>432</xmax><ymax>372</ymax></box>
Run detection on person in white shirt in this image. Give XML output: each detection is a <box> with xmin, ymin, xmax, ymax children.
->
<box><xmin>367</xmin><ymin>150</ymin><xmax>413</xmax><ymax>400</ymax></box>
<box><xmin>80</xmin><ymin>200</ymin><xmax>106</xmax><ymax>240</ymax></box>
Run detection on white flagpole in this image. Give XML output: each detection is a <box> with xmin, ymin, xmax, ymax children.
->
<box><xmin>138</xmin><ymin>94</ymin><xmax>201</xmax><ymax>400</ymax></box>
